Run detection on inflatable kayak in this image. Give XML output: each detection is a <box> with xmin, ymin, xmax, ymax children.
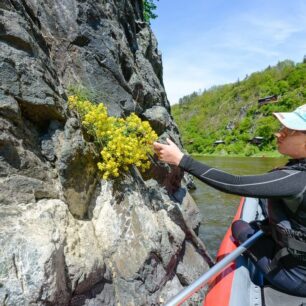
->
<box><xmin>204</xmin><ymin>197</ymin><xmax>306</xmax><ymax>306</ymax></box>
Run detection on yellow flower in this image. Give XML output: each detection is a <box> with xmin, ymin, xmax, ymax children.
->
<box><xmin>68</xmin><ymin>94</ymin><xmax>158</xmax><ymax>179</ymax></box>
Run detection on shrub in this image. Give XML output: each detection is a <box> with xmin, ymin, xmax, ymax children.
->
<box><xmin>143</xmin><ymin>0</ymin><xmax>159</xmax><ymax>23</ymax></box>
<box><xmin>68</xmin><ymin>95</ymin><xmax>158</xmax><ymax>179</ymax></box>
<box><xmin>244</xmin><ymin>144</ymin><xmax>259</xmax><ymax>157</ymax></box>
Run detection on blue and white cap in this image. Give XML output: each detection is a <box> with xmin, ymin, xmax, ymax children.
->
<box><xmin>273</xmin><ymin>104</ymin><xmax>306</xmax><ymax>131</ymax></box>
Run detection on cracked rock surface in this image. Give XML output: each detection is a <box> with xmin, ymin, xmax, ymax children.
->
<box><xmin>0</xmin><ymin>1</ymin><xmax>211</xmax><ymax>305</ymax></box>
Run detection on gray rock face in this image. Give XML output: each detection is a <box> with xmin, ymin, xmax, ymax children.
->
<box><xmin>0</xmin><ymin>1</ymin><xmax>211</xmax><ymax>305</ymax></box>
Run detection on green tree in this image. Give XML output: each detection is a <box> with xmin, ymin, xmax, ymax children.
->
<box><xmin>171</xmin><ymin>60</ymin><xmax>306</xmax><ymax>157</ymax></box>
<box><xmin>143</xmin><ymin>0</ymin><xmax>159</xmax><ymax>23</ymax></box>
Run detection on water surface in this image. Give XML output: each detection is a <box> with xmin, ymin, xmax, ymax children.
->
<box><xmin>191</xmin><ymin>155</ymin><xmax>287</xmax><ymax>258</ymax></box>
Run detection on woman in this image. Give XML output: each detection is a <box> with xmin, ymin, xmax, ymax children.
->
<box><xmin>153</xmin><ymin>104</ymin><xmax>306</xmax><ymax>296</ymax></box>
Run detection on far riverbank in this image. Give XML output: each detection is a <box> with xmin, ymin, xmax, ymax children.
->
<box><xmin>191</xmin><ymin>150</ymin><xmax>283</xmax><ymax>158</ymax></box>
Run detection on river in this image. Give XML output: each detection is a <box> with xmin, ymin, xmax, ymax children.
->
<box><xmin>190</xmin><ymin>155</ymin><xmax>288</xmax><ymax>258</ymax></box>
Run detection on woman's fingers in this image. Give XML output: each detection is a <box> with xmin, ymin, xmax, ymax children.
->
<box><xmin>154</xmin><ymin>139</ymin><xmax>174</xmax><ymax>150</ymax></box>
<box><xmin>153</xmin><ymin>142</ymin><xmax>164</xmax><ymax>159</ymax></box>
<box><xmin>153</xmin><ymin>142</ymin><xmax>165</xmax><ymax>150</ymax></box>
<box><xmin>166</xmin><ymin>138</ymin><xmax>173</xmax><ymax>145</ymax></box>
<box><xmin>153</xmin><ymin>139</ymin><xmax>182</xmax><ymax>165</ymax></box>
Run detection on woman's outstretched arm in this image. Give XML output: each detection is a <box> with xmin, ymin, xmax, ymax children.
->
<box><xmin>153</xmin><ymin>139</ymin><xmax>306</xmax><ymax>198</ymax></box>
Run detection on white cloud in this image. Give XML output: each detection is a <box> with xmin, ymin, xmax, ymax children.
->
<box><xmin>156</xmin><ymin>1</ymin><xmax>306</xmax><ymax>105</ymax></box>
<box><xmin>162</xmin><ymin>57</ymin><xmax>233</xmax><ymax>104</ymax></box>
<box><xmin>243</xmin><ymin>15</ymin><xmax>304</xmax><ymax>43</ymax></box>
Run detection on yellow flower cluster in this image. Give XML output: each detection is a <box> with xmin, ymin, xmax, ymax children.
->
<box><xmin>68</xmin><ymin>95</ymin><xmax>158</xmax><ymax>179</ymax></box>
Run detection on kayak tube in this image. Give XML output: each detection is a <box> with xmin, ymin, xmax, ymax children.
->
<box><xmin>204</xmin><ymin>197</ymin><xmax>306</xmax><ymax>306</ymax></box>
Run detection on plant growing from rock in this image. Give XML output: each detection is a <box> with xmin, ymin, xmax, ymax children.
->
<box><xmin>143</xmin><ymin>0</ymin><xmax>159</xmax><ymax>23</ymax></box>
<box><xmin>68</xmin><ymin>95</ymin><xmax>158</xmax><ymax>179</ymax></box>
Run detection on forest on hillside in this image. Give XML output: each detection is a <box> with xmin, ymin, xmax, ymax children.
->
<box><xmin>171</xmin><ymin>59</ymin><xmax>306</xmax><ymax>156</ymax></box>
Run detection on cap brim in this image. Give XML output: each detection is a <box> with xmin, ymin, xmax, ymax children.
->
<box><xmin>273</xmin><ymin>112</ymin><xmax>306</xmax><ymax>131</ymax></box>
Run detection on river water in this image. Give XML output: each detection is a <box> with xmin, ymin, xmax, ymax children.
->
<box><xmin>190</xmin><ymin>155</ymin><xmax>288</xmax><ymax>258</ymax></box>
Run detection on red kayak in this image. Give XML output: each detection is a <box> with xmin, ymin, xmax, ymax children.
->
<box><xmin>204</xmin><ymin>197</ymin><xmax>306</xmax><ymax>306</ymax></box>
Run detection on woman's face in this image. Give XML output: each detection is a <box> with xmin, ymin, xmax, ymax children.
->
<box><xmin>275</xmin><ymin>127</ymin><xmax>306</xmax><ymax>158</ymax></box>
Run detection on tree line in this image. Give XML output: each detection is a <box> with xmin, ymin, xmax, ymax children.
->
<box><xmin>171</xmin><ymin>60</ymin><xmax>306</xmax><ymax>156</ymax></box>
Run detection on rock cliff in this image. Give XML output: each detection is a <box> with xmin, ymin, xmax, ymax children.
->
<box><xmin>0</xmin><ymin>1</ymin><xmax>211</xmax><ymax>305</ymax></box>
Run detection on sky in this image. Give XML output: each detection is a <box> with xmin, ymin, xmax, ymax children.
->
<box><xmin>150</xmin><ymin>0</ymin><xmax>306</xmax><ymax>105</ymax></box>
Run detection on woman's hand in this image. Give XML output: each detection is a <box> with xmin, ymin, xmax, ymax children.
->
<box><xmin>153</xmin><ymin>138</ymin><xmax>184</xmax><ymax>166</ymax></box>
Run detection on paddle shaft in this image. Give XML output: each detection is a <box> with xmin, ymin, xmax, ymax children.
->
<box><xmin>165</xmin><ymin>229</ymin><xmax>264</xmax><ymax>306</ymax></box>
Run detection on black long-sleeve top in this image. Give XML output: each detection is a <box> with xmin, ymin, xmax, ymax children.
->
<box><xmin>179</xmin><ymin>155</ymin><xmax>306</xmax><ymax>199</ymax></box>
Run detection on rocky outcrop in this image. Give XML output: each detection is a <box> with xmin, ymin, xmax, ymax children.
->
<box><xmin>0</xmin><ymin>0</ymin><xmax>211</xmax><ymax>305</ymax></box>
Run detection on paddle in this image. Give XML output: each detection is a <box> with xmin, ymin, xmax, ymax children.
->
<box><xmin>165</xmin><ymin>229</ymin><xmax>264</xmax><ymax>306</ymax></box>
